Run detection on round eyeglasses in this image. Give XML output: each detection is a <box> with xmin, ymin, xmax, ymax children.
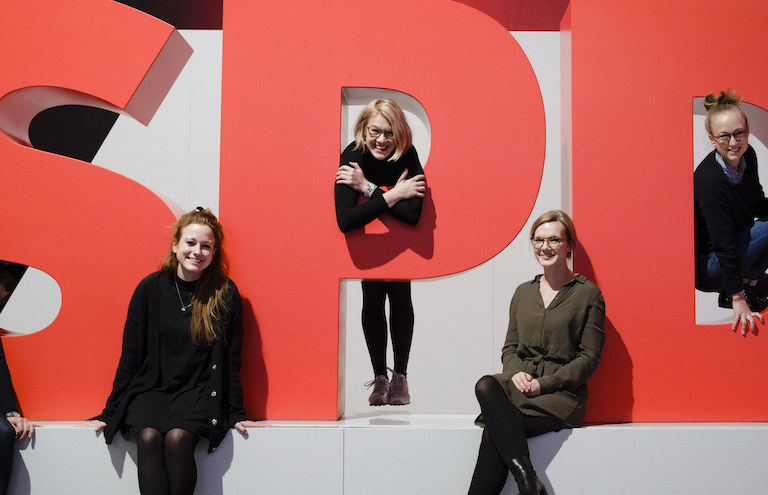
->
<box><xmin>713</xmin><ymin>129</ymin><xmax>748</xmax><ymax>144</ymax></box>
<box><xmin>531</xmin><ymin>237</ymin><xmax>562</xmax><ymax>249</ymax></box>
<box><xmin>367</xmin><ymin>125</ymin><xmax>394</xmax><ymax>140</ymax></box>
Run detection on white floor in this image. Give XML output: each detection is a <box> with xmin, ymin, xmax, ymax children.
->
<box><xmin>9</xmin><ymin>414</ymin><xmax>768</xmax><ymax>494</ymax></box>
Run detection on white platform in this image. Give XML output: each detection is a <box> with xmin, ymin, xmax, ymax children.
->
<box><xmin>9</xmin><ymin>414</ymin><xmax>768</xmax><ymax>494</ymax></box>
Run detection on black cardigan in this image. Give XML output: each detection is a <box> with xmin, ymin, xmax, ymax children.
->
<box><xmin>95</xmin><ymin>271</ymin><xmax>247</xmax><ymax>452</ymax></box>
<box><xmin>694</xmin><ymin>146</ymin><xmax>768</xmax><ymax>294</ymax></box>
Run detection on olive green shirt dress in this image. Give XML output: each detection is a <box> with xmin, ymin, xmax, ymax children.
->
<box><xmin>493</xmin><ymin>273</ymin><xmax>605</xmax><ymax>427</ymax></box>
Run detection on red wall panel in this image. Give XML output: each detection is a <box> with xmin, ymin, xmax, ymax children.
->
<box><xmin>221</xmin><ymin>0</ymin><xmax>545</xmax><ymax>419</ymax></box>
<box><xmin>567</xmin><ymin>0</ymin><xmax>768</xmax><ymax>421</ymax></box>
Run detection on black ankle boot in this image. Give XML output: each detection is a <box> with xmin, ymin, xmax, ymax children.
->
<box><xmin>718</xmin><ymin>289</ymin><xmax>733</xmax><ymax>309</ymax></box>
<box><xmin>746</xmin><ymin>286</ymin><xmax>768</xmax><ymax>312</ymax></box>
<box><xmin>509</xmin><ymin>457</ymin><xmax>541</xmax><ymax>495</ymax></box>
<box><xmin>534</xmin><ymin>475</ymin><xmax>549</xmax><ymax>495</ymax></box>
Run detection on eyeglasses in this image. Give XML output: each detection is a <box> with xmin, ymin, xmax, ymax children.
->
<box><xmin>531</xmin><ymin>237</ymin><xmax>562</xmax><ymax>249</ymax></box>
<box><xmin>367</xmin><ymin>126</ymin><xmax>394</xmax><ymax>140</ymax></box>
<box><xmin>713</xmin><ymin>129</ymin><xmax>748</xmax><ymax>144</ymax></box>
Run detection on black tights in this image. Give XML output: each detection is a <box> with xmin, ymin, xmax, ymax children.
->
<box><xmin>468</xmin><ymin>376</ymin><xmax>561</xmax><ymax>495</ymax></box>
<box><xmin>136</xmin><ymin>427</ymin><xmax>200</xmax><ymax>495</ymax></box>
<box><xmin>361</xmin><ymin>281</ymin><xmax>414</xmax><ymax>376</ymax></box>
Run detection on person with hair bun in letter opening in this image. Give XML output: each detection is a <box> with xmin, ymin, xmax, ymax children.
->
<box><xmin>695</xmin><ymin>89</ymin><xmax>768</xmax><ymax>336</ymax></box>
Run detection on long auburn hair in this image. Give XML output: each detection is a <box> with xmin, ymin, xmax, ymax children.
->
<box><xmin>161</xmin><ymin>208</ymin><xmax>231</xmax><ymax>345</ymax></box>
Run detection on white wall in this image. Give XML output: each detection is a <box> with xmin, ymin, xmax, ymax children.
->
<box><xmin>94</xmin><ymin>30</ymin><xmax>224</xmax><ymax>215</ymax></box>
<box><xmin>10</xmin><ymin>420</ymin><xmax>768</xmax><ymax>494</ymax></box>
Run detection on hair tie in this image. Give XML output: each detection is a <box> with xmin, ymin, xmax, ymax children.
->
<box><xmin>195</xmin><ymin>206</ymin><xmax>204</xmax><ymax>212</ymax></box>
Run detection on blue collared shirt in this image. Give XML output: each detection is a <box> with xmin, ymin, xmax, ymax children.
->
<box><xmin>716</xmin><ymin>152</ymin><xmax>746</xmax><ymax>184</ymax></box>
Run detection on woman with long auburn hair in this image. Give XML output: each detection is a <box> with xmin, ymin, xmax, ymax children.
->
<box><xmin>91</xmin><ymin>208</ymin><xmax>255</xmax><ymax>495</ymax></box>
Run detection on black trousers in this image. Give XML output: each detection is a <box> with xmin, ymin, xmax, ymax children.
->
<box><xmin>0</xmin><ymin>418</ymin><xmax>16</xmax><ymax>495</ymax></box>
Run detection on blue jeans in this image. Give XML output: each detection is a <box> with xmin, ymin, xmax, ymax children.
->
<box><xmin>696</xmin><ymin>219</ymin><xmax>768</xmax><ymax>292</ymax></box>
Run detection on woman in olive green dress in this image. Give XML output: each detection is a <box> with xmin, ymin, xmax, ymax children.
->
<box><xmin>468</xmin><ymin>210</ymin><xmax>605</xmax><ymax>495</ymax></box>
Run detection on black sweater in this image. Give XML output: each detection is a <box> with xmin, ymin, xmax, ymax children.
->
<box><xmin>334</xmin><ymin>143</ymin><xmax>424</xmax><ymax>233</ymax></box>
<box><xmin>694</xmin><ymin>146</ymin><xmax>768</xmax><ymax>294</ymax></box>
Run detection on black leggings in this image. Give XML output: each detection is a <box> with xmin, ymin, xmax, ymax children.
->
<box><xmin>468</xmin><ymin>376</ymin><xmax>562</xmax><ymax>495</ymax></box>
<box><xmin>0</xmin><ymin>418</ymin><xmax>15</xmax><ymax>495</ymax></box>
<box><xmin>361</xmin><ymin>281</ymin><xmax>414</xmax><ymax>376</ymax></box>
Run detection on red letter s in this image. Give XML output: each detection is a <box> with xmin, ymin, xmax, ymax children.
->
<box><xmin>0</xmin><ymin>0</ymin><xmax>191</xmax><ymax>418</ymax></box>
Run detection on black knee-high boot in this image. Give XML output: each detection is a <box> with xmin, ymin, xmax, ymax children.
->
<box><xmin>473</xmin><ymin>376</ymin><xmax>551</xmax><ymax>495</ymax></box>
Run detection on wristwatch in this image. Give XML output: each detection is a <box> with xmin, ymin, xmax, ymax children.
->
<box><xmin>363</xmin><ymin>182</ymin><xmax>377</xmax><ymax>198</ymax></box>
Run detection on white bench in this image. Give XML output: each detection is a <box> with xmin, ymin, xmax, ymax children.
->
<box><xmin>10</xmin><ymin>415</ymin><xmax>768</xmax><ymax>494</ymax></box>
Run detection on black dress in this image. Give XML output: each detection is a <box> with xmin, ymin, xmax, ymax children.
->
<box><xmin>96</xmin><ymin>271</ymin><xmax>247</xmax><ymax>452</ymax></box>
<box><xmin>122</xmin><ymin>276</ymin><xmax>210</xmax><ymax>438</ymax></box>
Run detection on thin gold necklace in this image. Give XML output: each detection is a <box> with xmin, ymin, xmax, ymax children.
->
<box><xmin>174</xmin><ymin>277</ymin><xmax>193</xmax><ymax>312</ymax></box>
